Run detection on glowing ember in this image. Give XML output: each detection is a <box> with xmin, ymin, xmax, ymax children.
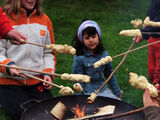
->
<box><xmin>87</xmin><ymin>100</ymin><xmax>93</xmax><ymax>104</ymax></box>
<box><xmin>74</xmin><ymin>104</ymin><xmax>85</xmax><ymax>118</ymax></box>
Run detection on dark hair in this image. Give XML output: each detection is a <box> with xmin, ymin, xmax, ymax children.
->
<box><xmin>72</xmin><ymin>26</ymin><xmax>105</xmax><ymax>56</ymax></box>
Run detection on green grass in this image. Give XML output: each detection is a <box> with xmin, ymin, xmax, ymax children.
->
<box><xmin>46</xmin><ymin>0</ymin><xmax>150</xmax><ymax>106</ymax></box>
<box><xmin>0</xmin><ymin>0</ymin><xmax>151</xmax><ymax>119</ymax></box>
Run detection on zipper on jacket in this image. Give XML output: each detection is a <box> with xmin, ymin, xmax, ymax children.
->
<box><xmin>27</xmin><ymin>18</ymin><xmax>29</xmax><ymax>24</ymax></box>
<box><xmin>24</xmin><ymin>79</ymin><xmax>26</xmax><ymax>85</ymax></box>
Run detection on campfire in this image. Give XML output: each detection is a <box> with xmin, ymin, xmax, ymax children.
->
<box><xmin>73</xmin><ymin>104</ymin><xmax>85</xmax><ymax>118</ymax></box>
<box><xmin>50</xmin><ymin>101</ymin><xmax>115</xmax><ymax>120</ymax></box>
<box><xmin>21</xmin><ymin>95</ymin><xmax>145</xmax><ymax>120</ymax></box>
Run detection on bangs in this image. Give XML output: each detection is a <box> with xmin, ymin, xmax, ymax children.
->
<box><xmin>82</xmin><ymin>27</ymin><xmax>98</xmax><ymax>37</ymax></box>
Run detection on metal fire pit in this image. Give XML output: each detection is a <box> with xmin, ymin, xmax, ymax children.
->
<box><xmin>21</xmin><ymin>95</ymin><xmax>145</xmax><ymax>120</ymax></box>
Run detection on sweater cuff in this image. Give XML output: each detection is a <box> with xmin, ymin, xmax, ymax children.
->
<box><xmin>43</xmin><ymin>68</ymin><xmax>55</xmax><ymax>80</ymax></box>
<box><xmin>113</xmin><ymin>88</ymin><xmax>122</xmax><ymax>96</ymax></box>
<box><xmin>143</xmin><ymin>106</ymin><xmax>160</xmax><ymax>113</ymax></box>
<box><xmin>0</xmin><ymin>59</ymin><xmax>13</xmax><ymax>74</ymax></box>
<box><xmin>6</xmin><ymin>61</ymin><xmax>15</xmax><ymax>75</ymax></box>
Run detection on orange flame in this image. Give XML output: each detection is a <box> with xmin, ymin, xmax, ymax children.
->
<box><xmin>87</xmin><ymin>100</ymin><xmax>93</xmax><ymax>104</ymax></box>
<box><xmin>74</xmin><ymin>104</ymin><xmax>85</xmax><ymax>118</ymax></box>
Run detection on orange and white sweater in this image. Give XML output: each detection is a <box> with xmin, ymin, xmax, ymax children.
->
<box><xmin>0</xmin><ymin>9</ymin><xmax>56</xmax><ymax>86</ymax></box>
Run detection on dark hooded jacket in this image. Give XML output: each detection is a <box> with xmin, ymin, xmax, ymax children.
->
<box><xmin>143</xmin><ymin>106</ymin><xmax>160</xmax><ymax>120</ymax></box>
<box><xmin>141</xmin><ymin>0</ymin><xmax>160</xmax><ymax>40</ymax></box>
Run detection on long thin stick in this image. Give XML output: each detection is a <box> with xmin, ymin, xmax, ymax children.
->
<box><xmin>141</xmin><ymin>32</ymin><xmax>160</xmax><ymax>35</ymax></box>
<box><xmin>23</xmin><ymin>73</ymin><xmax>62</xmax><ymax>88</ymax></box>
<box><xmin>112</xmin><ymin>40</ymin><xmax>160</xmax><ymax>59</ymax></box>
<box><xmin>68</xmin><ymin>107</ymin><xmax>145</xmax><ymax>120</ymax></box>
<box><xmin>0</xmin><ymin>64</ymin><xmax>61</xmax><ymax>77</ymax></box>
<box><xmin>95</xmin><ymin>107</ymin><xmax>145</xmax><ymax>120</ymax></box>
<box><xmin>95</xmin><ymin>41</ymin><xmax>136</xmax><ymax>94</ymax></box>
<box><xmin>25</xmin><ymin>41</ymin><xmax>46</xmax><ymax>47</ymax></box>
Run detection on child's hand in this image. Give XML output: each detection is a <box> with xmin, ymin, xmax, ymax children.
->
<box><xmin>117</xmin><ymin>90</ymin><xmax>123</xmax><ymax>98</ymax></box>
<box><xmin>133</xmin><ymin>36</ymin><xmax>144</xmax><ymax>44</ymax></box>
<box><xmin>9</xmin><ymin>65</ymin><xmax>25</xmax><ymax>78</ymax></box>
<box><xmin>43</xmin><ymin>75</ymin><xmax>52</xmax><ymax>89</ymax></box>
<box><xmin>154</xmin><ymin>83</ymin><xmax>160</xmax><ymax>96</ymax></box>
<box><xmin>117</xmin><ymin>94</ymin><xmax>122</xmax><ymax>98</ymax></box>
<box><xmin>142</xmin><ymin>23</ymin><xmax>146</xmax><ymax>28</ymax></box>
<box><xmin>143</xmin><ymin>88</ymin><xmax>159</xmax><ymax>107</ymax></box>
<box><xmin>6</xmin><ymin>29</ymin><xmax>27</xmax><ymax>44</ymax></box>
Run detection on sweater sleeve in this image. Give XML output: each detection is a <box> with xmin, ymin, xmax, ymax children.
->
<box><xmin>141</xmin><ymin>14</ymin><xmax>160</xmax><ymax>40</ymax></box>
<box><xmin>0</xmin><ymin>7</ymin><xmax>13</xmax><ymax>38</ymax></box>
<box><xmin>143</xmin><ymin>106</ymin><xmax>160</xmax><ymax>120</ymax></box>
<box><xmin>141</xmin><ymin>0</ymin><xmax>160</xmax><ymax>40</ymax></box>
<box><xmin>72</xmin><ymin>55</ymin><xmax>84</xmax><ymax>74</ymax></box>
<box><xmin>141</xmin><ymin>24</ymin><xmax>160</xmax><ymax>40</ymax></box>
<box><xmin>0</xmin><ymin>39</ymin><xmax>14</xmax><ymax>74</ymax></box>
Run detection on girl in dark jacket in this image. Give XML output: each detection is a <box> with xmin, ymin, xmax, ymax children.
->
<box><xmin>134</xmin><ymin>0</ymin><xmax>160</xmax><ymax>93</ymax></box>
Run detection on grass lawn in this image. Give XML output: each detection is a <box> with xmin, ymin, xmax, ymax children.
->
<box><xmin>0</xmin><ymin>0</ymin><xmax>151</xmax><ymax>119</ymax></box>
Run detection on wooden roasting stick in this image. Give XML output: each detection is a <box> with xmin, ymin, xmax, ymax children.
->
<box><xmin>94</xmin><ymin>40</ymin><xmax>160</xmax><ymax>69</ymax></box>
<box><xmin>120</xmin><ymin>17</ymin><xmax>160</xmax><ymax>37</ymax></box>
<box><xmin>23</xmin><ymin>73</ymin><xmax>74</xmax><ymax>96</ymax></box>
<box><xmin>90</xmin><ymin>40</ymin><xmax>160</xmax><ymax>102</ymax></box>
<box><xmin>69</xmin><ymin>107</ymin><xmax>145</xmax><ymax>120</ymax></box>
<box><xmin>93</xmin><ymin>40</ymin><xmax>160</xmax><ymax>68</ymax></box>
<box><xmin>25</xmin><ymin>41</ymin><xmax>46</xmax><ymax>47</ymax></box>
<box><xmin>98</xmin><ymin>107</ymin><xmax>145</xmax><ymax>120</ymax></box>
<box><xmin>89</xmin><ymin>40</ymin><xmax>160</xmax><ymax>102</ymax></box>
<box><xmin>112</xmin><ymin>40</ymin><xmax>160</xmax><ymax>59</ymax></box>
<box><xmin>23</xmin><ymin>73</ymin><xmax>61</xmax><ymax>88</ymax></box>
<box><xmin>25</xmin><ymin>41</ymin><xmax>76</xmax><ymax>55</ymax></box>
<box><xmin>88</xmin><ymin>41</ymin><xmax>136</xmax><ymax>102</ymax></box>
<box><xmin>94</xmin><ymin>18</ymin><xmax>160</xmax><ymax>68</ymax></box>
<box><xmin>0</xmin><ymin>64</ymin><xmax>90</xmax><ymax>83</ymax></box>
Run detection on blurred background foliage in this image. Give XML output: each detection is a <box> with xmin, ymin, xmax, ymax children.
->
<box><xmin>0</xmin><ymin>0</ymin><xmax>151</xmax><ymax>119</ymax></box>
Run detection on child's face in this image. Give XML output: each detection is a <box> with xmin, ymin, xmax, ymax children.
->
<box><xmin>83</xmin><ymin>33</ymin><xmax>99</xmax><ymax>52</ymax></box>
<box><xmin>21</xmin><ymin>0</ymin><xmax>37</xmax><ymax>10</ymax></box>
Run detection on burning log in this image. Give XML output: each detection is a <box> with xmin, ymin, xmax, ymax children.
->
<box><xmin>67</xmin><ymin>105</ymin><xmax>115</xmax><ymax>120</ymax></box>
<box><xmin>50</xmin><ymin>101</ymin><xmax>116</xmax><ymax>120</ymax></box>
<box><xmin>73</xmin><ymin>104</ymin><xmax>85</xmax><ymax>118</ymax></box>
<box><xmin>50</xmin><ymin>101</ymin><xmax>67</xmax><ymax>120</ymax></box>
<box><xmin>50</xmin><ymin>101</ymin><xmax>75</xmax><ymax>120</ymax></box>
